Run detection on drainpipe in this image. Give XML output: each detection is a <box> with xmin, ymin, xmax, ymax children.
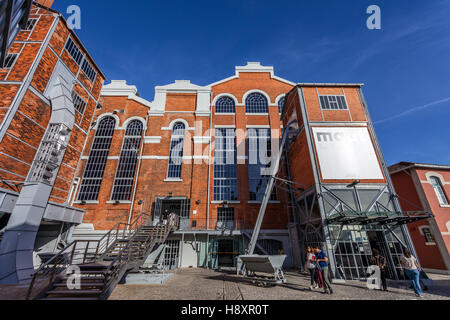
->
<box><xmin>127</xmin><ymin>114</ymin><xmax>149</xmax><ymax>225</ymax></box>
<box><xmin>206</xmin><ymin>92</ymin><xmax>213</xmax><ymax>230</ymax></box>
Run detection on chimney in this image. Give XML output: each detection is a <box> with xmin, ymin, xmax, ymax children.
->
<box><xmin>35</xmin><ymin>0</ymin><xmax>54</xmax><ymax>8</ymax></box>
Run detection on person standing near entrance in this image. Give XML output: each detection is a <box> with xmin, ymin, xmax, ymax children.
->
<box><xmin>400</xmin><ymin>248</ymin><xmax>424</xmax><ymax>298</ymax></box>
<box><xmin>162</xmin><ymin>210</ymin><xmax>169</xmax><ymax>226</ymax></box>
<box><xmin>306</xmin><ymin>247</ymin><xmax>318</xmax><ymax>290</ymax></box>
<box><xmin>370</xmin><ymin>249</ymin><xmax>388</xmax><ymax>291</ymax></box>
<box><xmin>314</xmin><ymin>246</ymin><xmax>333</xmax><ymax>295</ymax></box>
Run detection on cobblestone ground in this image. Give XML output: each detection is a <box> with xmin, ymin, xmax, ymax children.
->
<box><xmin>109</xmin><ymin>269</ymin><xmax>450</xmax><ymax>300</ymax></box>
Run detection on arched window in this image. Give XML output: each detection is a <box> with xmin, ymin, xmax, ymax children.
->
<box><xmin>216</xmin><ymin>96</ymin><xmax>235</xmax><ymax>114</ymax></box>
<box><xmin>246</xmin><ymin>93</ymin><xmax>268</xmax><ymax>114</ymax></box>
<box><xmin>78</xmin><ymin>117</ymin><xmax>116</xmax><ymax>201</ymax></box>
<box><xmin>167</xmin><ymin>123</ymin><xmax>186</xmax><ymax>179</ymax></box>
<box><xmin>430</xmin><ymin>176</ymin><xmax>449</xmax><ymax>205</ymax></box>
<box><xmin>111</xmin><ymin>120</ymin><xmax>144</xmax><ymax>201</ymax></box>
<box><xmin>278</xmin><ymin>96</ymin><xmax>286</xmax><ymax>114</ymax></box>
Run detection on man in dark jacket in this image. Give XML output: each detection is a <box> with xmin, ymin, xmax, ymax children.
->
<box><xmin>370</xmin><ymin>249</ymin><xmax>388</xmax><ymax>291</ymax></box>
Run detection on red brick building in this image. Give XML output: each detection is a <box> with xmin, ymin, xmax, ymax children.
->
<box><xmin>0</xmin><ymin>1</ymin><xmax>105</xmax><ymax>283</ymax></box>
<box><xmin>70</xmin><ymin>63</ymin><xmax>297</xmax><ymax>269</ymax></box>
<box><xmin>390</xmin><ymin>162</ymin><xmax>450</xmax><ymax>274</ymax></box>
<box><xmin>280</xmin><ymin>85</ymin><xmax>428</xmax><ymax>281</ymax></box>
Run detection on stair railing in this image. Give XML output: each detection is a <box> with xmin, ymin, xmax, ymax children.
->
<box><xmin>26</xmin><ymin>213</ymin><xmax>152</xmax><ymax>300</ymax></box>
<box><xmin>93</xmin><ymin>213</ymin><xmax>152</xmax><ymax>262</ymax></box>
<box><xmin>101</xmin><ymin>221</ymin><xmax>176</xmax><ymax>296</ymax></box>
<box><xmin>25</xmin><ymin>240</ymin><xmax>94</xmax><ymax>300</ymax></box>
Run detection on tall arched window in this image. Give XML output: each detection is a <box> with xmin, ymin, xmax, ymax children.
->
<box><xmin>78</xmin><ymin>117</ymin><xmax>116</xmax><ymax>201</ymax></box>
<box><xmin>431</xmin><ymin>176</ymin><xmax>449</xmax><ymax>205</ymax></box>
<box><xmin>278</xmin><ymin>96</ymin><xmax>286</xmax><ymax>114</ymax></box>
<box><xmin>167</xmin><ymin>122</ymin><xmax>186</xmax><ymax>179</ymax></box>
<box><xmin>246</xmin><ymin>93</ymin><xmax>269</xmax><ymax>114</ymax></box>
<box><xmin>111</xmin><ymin>120</ymin><xmax>144</xmax><ymax>201</ymax></box>
<box><xmin>216</xmin><ymin>96</ymin><xmax>235</xmax><ymax>114</ymax></box>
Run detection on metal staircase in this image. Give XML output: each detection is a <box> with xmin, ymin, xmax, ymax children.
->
<box><xmin>26</xmin><ymin>214</ymin><xmax>177</xmax><ymax>300</ymax></box>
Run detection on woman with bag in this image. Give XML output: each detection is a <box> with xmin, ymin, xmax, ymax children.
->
<box><xmin>306</xmin><ymin>247</ymin><xmax>318</xmax><ymax>290</ymax></box>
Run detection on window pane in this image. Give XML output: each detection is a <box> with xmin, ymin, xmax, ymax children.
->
<box><xmin>216</xmin><ymin>97</ymin><xmax>235</xmax><ymax>113</ymax></box>
<box><xmin>214</xmin><ymin>128</ymin><xmax>238</xmax><ymax>201</ymax></box>
<box><xmin>78</xmin><ymin>117</ymin><xmax>116</xmax><ymax>201</ymax></box>
<box><xmin>111</xmin><ymin>120</ymin><xmax>144</xmax><ymax>201</ymax></box>
<box><xmin>246</xmin><ymin>93</ymin><xmax>268</xmax><ymax>114</ymax></box>
<box><xmin>167</xmin><ymin>123</ymin><xmax>186</xmax><ymax>179</ymax></box>
<box><xmin>248</xmin><ymin>128</ymin><xmax>277</xmax><ymax>201</ymax></box>
<box><xmin>278</xmin><ymin>97</ymin><xmax>286</xmax><ymax>114</ymax></box>
<box><xmin>431</xmin><ymin>177</ymin><xmax>449</xmax><ymax>205</ymax></box>
<box><xmin>319</xmin><ymin>95</ymin><xmax>348</xmax><ymax>110</ymax></box>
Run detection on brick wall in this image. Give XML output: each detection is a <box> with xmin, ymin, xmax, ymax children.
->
<box><xmin>391</xmin><ymin>168</ymin><xmax>448</xmax><ymax>270</ymax></box>
<box><xmin>75</xmin><ymin>72</ymin><xmax>294</xmax><ymax>230</ymax></box>
<box><xmin>0</xmin><ymin>5</ymin><xmax>104</xmax><ymax>204</ymax></box>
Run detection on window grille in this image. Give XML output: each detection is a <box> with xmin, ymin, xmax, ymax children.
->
<box><xmin>64</xmin><ymin>37</ymin><xmax>97</xmax><ymax>82</ymax></box>
<box><xmin>111</xmin><ymin>120</ymin><xmax>144</xmax><ymax>201</ymax></box>
<box><xmin>319</xmin><ymin>95</ymin><xmax>348</xmax><ymax>110</ymax></box>
<box><xmin>430</xmin><ymin>177</ymin><xmax>448</xmax><ymax>205</ymax></box>
<box><xmin>278</xmin><ymin>97</ymin><xmax>286</xmax><ymax>114</ymax></box>
<box><xmin>163</xmin><ymin>240</ymin><xmax>180</xmax><ymax>270</ymax></box>
<box><xmin>81</xmin><ymin>58</ymin><xmax>97</xmax><ymax>82</ymax></box>
<box><xmin>216</xmin><ymin>96</ymin><xmax>235</xmax><ymax>113</ymax></box>
<box><xmin>422</xmin><ymin>227</ymin><xmax>435</xmax><ymax>243</ymax></box>
<box><xmin>3</xmin><ymin>53</ymin><xmax>18</xmax><ymax>69</ymax></box>
<box><xmin>64</xmin><ymin>37</ymin><xmax>83</xmax><ymax>65</ymax></box>
<box><xmin>246</xmin><ymin>93</ymin><xmax>269</xmax><ymax>114</ymax></box>
<box><xmin>72</xmin><ymin>90</ymin><xmax>87</xmax><ymax>115</ymax></box>
<box><xmin>247</xmin><ymin>128</ymin><xmax>277</xmax><ymax>201</ymax></box>
<box><xmin>167</xmin><ymin>123</ymin><xmax>186</xmax><ymax>179</ymax></box>
<box><xmin>213</xmin><ymin>128</ymin><xmax>238</xmax><ymax>201</ymax></box>
<box><xmin>78</xmin><ymin>117</ymin><xmax>116</xmax><ymax>201</ymax></box>
<box><xmin>23</xmin><ymin>18</ymin><xmax>38</xmax><ymax>31</ymax></box>
<box><xmin>218</xmin><ymin>208</ymin><xmax>235</xmax><ymax>222</ymax></box>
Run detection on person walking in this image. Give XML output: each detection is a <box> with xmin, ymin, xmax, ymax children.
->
<box><xmin>370</xmin><ymin>249</ymin><xmax>388</xmax><ymax>291</ymax></box>
<box><xmin>314</xmin><ymin>246</ymin><xmax>333</xmax><ymax>295</ymax></box>
<box><xmin>400</xmin><ymin>248</ymin><xmax>424</xmax><ymax>298</ymax></box>
<box><xmin>306</xmin><ymin>247</ymin><xmax>318</xmax><ymax>290</ymax></box>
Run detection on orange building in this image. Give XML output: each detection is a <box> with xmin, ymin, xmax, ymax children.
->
<box><xmin>390</xmin><ymin>162</ymin><xmax>450</xmax><ymax>274</ymax></box>
<box><xmin>69</xmin><ymin>63</ymin><xmax>297</xmax><ymax>269</ymax></box>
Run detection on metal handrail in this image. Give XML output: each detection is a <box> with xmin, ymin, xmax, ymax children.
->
<box><xmin>102</xmin><ymin>219</ymin><xmax>178</xmax><ymax>286</ymax></box>
<box><xmin>26</xmin><ymin>240</ymin><xmax>77</xmax><ymax>300</ymax></box>
<box><xmin>93</xmin><ymin>213</ymin><xmax>152</xmax><ymax>262</ymax></box>
<box><xmin>26</xmin><ymin>212</ymin><xmax>153</xmax><ymax>300</ymax></box>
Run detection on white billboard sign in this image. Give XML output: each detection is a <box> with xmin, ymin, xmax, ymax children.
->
<box><xmin>312</xmin><ymin>127</ymin><xmax>384</xmax><ymax>181</ymax></box>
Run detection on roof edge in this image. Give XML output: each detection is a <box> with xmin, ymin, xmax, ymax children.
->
<box><xmin>297</xmin><ymin>83</ymin><xmax>364</xmax><ymax>88</ymax></box>
<box><xmin>33</xmin><ymin>1</ymin><xmax>106</xmax><ymax>80</ymax></box>
<box><xmin>389</xmin><ymin>162</ymin><xmax>450</xmax><ymax>172</ymax></box>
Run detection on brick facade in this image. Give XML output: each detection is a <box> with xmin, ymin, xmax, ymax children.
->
<box><xmin>390</xmin><ymin>163</ymin><xmax>450</xmax><ymax>273</ymax></box>
<box><xmin>73</xmin><ymin>64</ymin><xmax>294</xmax><ymax>233</ymax></box>
<box><xmin>0</xmin><ymin>3</ymin><xmax>105</xmax><ymax>206</ymax></box>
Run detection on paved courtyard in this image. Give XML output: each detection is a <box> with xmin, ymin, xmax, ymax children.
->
<box><xmin>110</xmin><ymin>268</ymin><xmax>450</xmax><ymax>300</ymax></box>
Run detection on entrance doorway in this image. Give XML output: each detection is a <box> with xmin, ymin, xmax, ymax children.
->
<box><xmin>367</xmin><ymin>230</ymin><xmax>405</xmax><ymax>280</ymax></box>
<box><xmin>154</xmin><ymin>197</ymin><xmax>191</xmax><ymax>230</ymax></box>
<box><xmin>218</xmin><ymin>240</ymin><xmax>234</xmax><ymax>268</ymax></box>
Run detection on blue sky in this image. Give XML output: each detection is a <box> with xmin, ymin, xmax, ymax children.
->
<box><xmin>53</xmin><ymin>0</ymin><xmax>450</xmax><ymax>166</ymax></box>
